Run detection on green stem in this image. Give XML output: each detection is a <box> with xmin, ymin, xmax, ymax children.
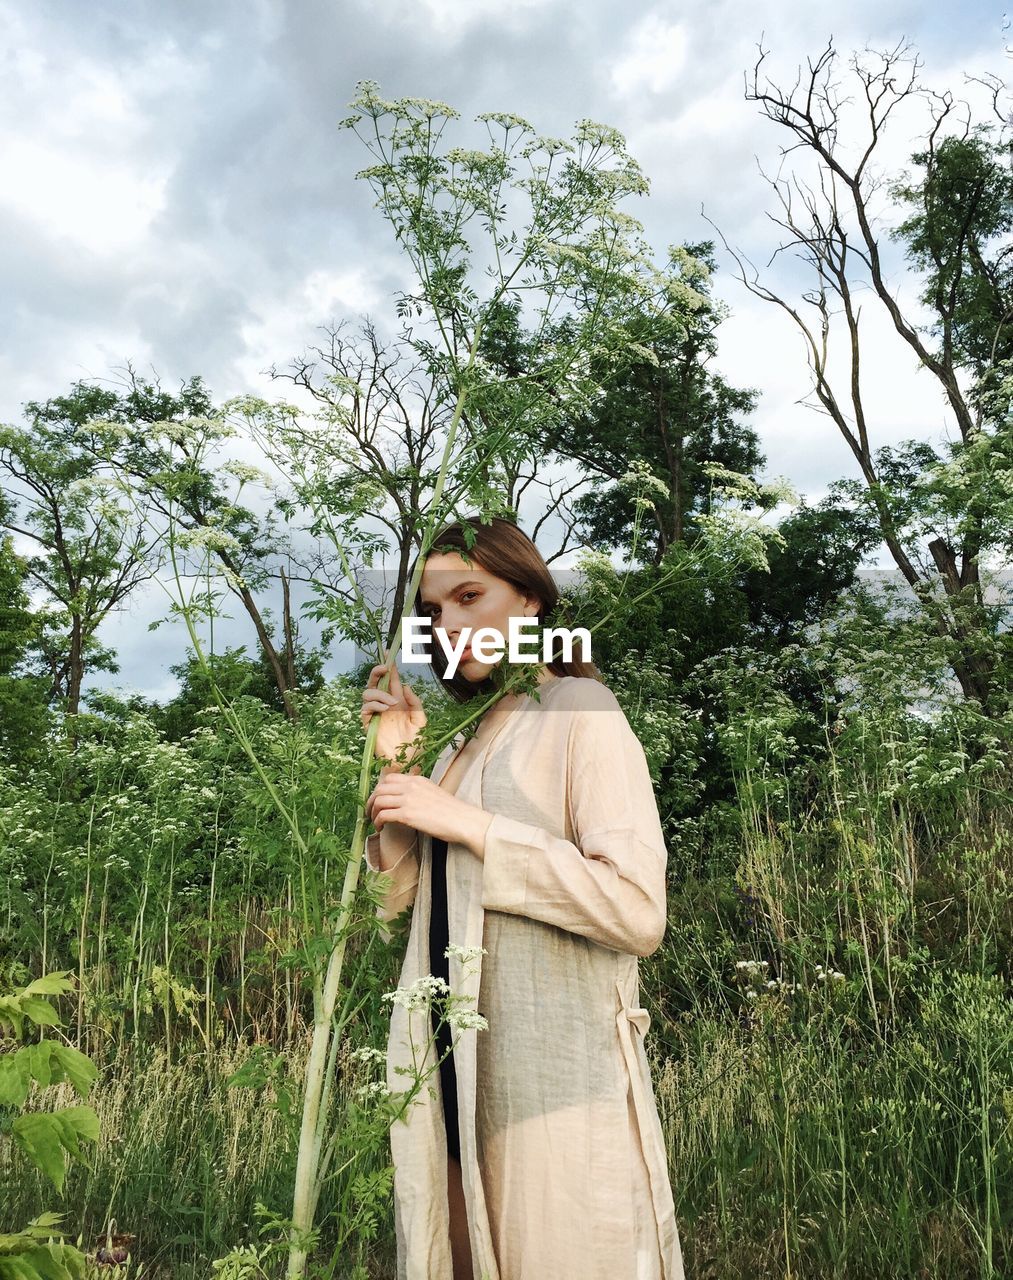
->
<box><xmin>285</xmin><ymin>321</ymin><xmax>486</xmax><ymax>1279</ymax></box>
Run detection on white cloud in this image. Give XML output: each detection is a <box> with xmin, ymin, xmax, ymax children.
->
<box><xmin>611</xmin><ymin>13</ymin><xmax>689</xmax><ymax>96</ymax></box>
<box><xmin>359</xmin><ymin>0</ymin><xmax>553</xmax><ymax>44</ymax></box>
<box><xmin>2</xmin><ymin>137</ymin><xmax>168</xmax><ymax>255</ymax></box>
<box><xmin>0</xmin><ymin>22</ymin><xmax>185</xmax><ymax>254</ymax></box>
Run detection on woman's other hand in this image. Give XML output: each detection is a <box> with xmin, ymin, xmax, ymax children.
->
<box><xmin>361</xmin><ymin>648</ymin><xmax>427</xmax><ymax>767</ymax></box>
<box><xmin>366</xmin><ymin>770</ymin><xmax>494</xmax><ymax>860</ymax></box>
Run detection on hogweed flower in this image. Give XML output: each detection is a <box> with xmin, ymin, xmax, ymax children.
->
<box><xmin>381</xmin><ymin>974</ymin><xmax>450</xmax><ymax>1010</ymax></box>
<box><xmin>444</xmin><ymin>943</ymin><xmax>487</xmax><ymax>966</ymax></box>
<box><xmin>349</xmin><ymin>1046</ymin><xmax>386</xmax><ymax>1065</ymax></box>
<box><xmin>355</xmin><ymin>1080</ymin><xmax>391</xmax><ymax>1101</ymax></box>
<box><xmin>445</xmin><ymin>1008</ymin><xmax>489</xmax><ymax>1033</ymax></box>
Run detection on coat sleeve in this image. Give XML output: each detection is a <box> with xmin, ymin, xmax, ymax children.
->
<box><xmin>361</xmin><ymin>743</ymin><xmax>456</xmax><ymax>937</ymax></box>
<box><xmin>479</xmin><ymin>683</ymin><xmax>669</xmax><ymax>957</ymax></box>
<box><xmin>364</xmin><ymin>830</ymin><xmax>421</xmax><ymax>928</ymax></box>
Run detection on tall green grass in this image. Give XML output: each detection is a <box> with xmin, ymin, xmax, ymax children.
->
<box><xmin>3</xmin><ymin>620</ymin><xmax>1012</xmax><ymax>1277</ymax></box>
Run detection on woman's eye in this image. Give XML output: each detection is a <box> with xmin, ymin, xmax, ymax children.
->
<box><xmin>423</xmin><ymin>592</ymin><xmax>477</xmax><ymax>617</ymax></box>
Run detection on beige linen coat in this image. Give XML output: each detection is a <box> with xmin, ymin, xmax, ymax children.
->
<box><xmin>364</xmin><ymin>674</ymin><xmax>686</xmax><ymax>1280</ymax></box>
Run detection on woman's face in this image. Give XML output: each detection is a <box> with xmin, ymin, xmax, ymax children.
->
<box><xmin>419</xmin><ymin>552</ymin><xmax>540</xmax><ymax>680</ymax></box>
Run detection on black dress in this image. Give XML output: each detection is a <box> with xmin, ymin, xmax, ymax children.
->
<box><xmin>428</xmin><ymin>835</ymin><xmax>462</xmax><ymax>1163</ymax></box>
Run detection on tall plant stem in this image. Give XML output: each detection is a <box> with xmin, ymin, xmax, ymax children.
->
<box><xmin>284</xmin><ymin>323</ymin><xmax>485</xmax><ymax>1279</ymax></box>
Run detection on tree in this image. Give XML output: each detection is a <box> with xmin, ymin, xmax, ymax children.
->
<box><xmin>543</xmin><ymin>241</ymin><xmax>767</xmax><ymax>564</ymax></box>
<box><xmin>156</xmin><ymin>643</ymin><xmax>326</xmax><ymax>741</ymax></box>
<box><xmin>88</xmin><ymin>366</ymin><xmax>319</xmax><ymax>722</ymax></box>
<box><xmin>706</xmin><ymin>38</ymin><xmax>1013</xmax><ymax>713</ymax></box>
<box><xmin>0</xmin><ymin>511</ymin><xmax>49</xmax><ymax>761</ymax></box>
<box><xmin>263</xmin><ymin>318</ymin><xmax>456</xmax><ymax>658</ymax></box>
<box><xmin>0</xmin><ymin>384</ymin><xmax>158</xmax><ymax>724</ymax></box>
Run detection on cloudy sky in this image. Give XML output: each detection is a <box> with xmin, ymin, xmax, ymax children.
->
<box><xmin>2</xmin><ymin>0</ymin><xmax>1009</xmax><ymax>700</ymax></box>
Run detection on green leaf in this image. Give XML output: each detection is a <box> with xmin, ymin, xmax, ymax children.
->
<box><xmin>10</xmin><ymin>1107</ymin><xmax>98</xmax><ymax>1193</ymax></box>
<box><xmin>11</xmin><ymin>1114</ymin><xmax>70</xmax><ymax>1192</ymax></box>
<box><xmin>16</xmin><ymin>1000</ymin><xmax>60</xmax><ymax>1030</ymax></box>
<box><xmin>0</xmin><ymin>1242</ymin><xmax>86</xmax><ymax>1280</ymax></box>
<box><xmin>0</xmin><ymin>1212</ymin><xmax>66</xmax><ymax>1246</ymax></box>
<box><xmin>0</xmin><ymin>1053</ymin><xmax>31</xmax><ymax>1108</ymax></box>
<box><xmin>22</xmin><ymin>1044</ymin><xmax>96</xmax><ymax>1099</ymax></box>
<box><xmin>0</xmin><ymin>997</ymin><xmax>25</xmax><ymax>1039</ymax></box>
<box><xmin>45</xmin><ymin>1046</ymin><xmax>97</xmax><ymax>1099</ymax></box>
<box><xmin>57</xmin><ymin>1106</ymin><xmax>99</xmax><ymax>1146</ymax></box>
<box><xmin>25</xmin><ymin>1044</ymin><xmax>53</xmax><ymax>1089</ymax></box>
<box><xmin>20</xmin><ymin>974</ymin><xmax>74</xmax><ymax>1000</ymax></box>
<box><xmin>0</xmin><ymin>1260</ymin><xmax>37</xmax><ymax>1279</ymax></box>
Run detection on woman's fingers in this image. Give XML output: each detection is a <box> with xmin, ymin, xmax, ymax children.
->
<box><xmin>361</xmin><ymin>693</ymin><xmax>398</xmax><ymax>725</ymax></box>
<box><xmin>368</xmin><ymin>773</ymin><xmax>404</xmax><ymax>830</ymax></box>
<box><xmin>363</xmin><ymin>689</ymin><xmax>398</xmax><ymax>710</ymax></box>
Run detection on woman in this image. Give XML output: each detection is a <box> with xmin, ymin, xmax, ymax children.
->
<box><xmin>361</xmin><ymin>517</ymin><xmax>686</xmax><ymax>1280</ymax></box>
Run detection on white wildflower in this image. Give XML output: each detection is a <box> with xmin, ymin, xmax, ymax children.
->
<box><xmin>381</xmin><ymin>974</ymin><xmax>450</xmax><ymax>1010</ymax></box>
<box><xmin>445</xmin><ymin>1009</ymin><xmax>489</xmax><ymax>1032</ymax></box>
<box><xmin>355</xmin><ymin>1080</ymin><xmax>391</xmax><ymax>1100</ymax></box>
<box><xmin>444</xmin><ymin>943</ymin><xmax>487</xmax><ymax>965</ymax></box>
<box><xmin>221</xmin><ymin>460</ymin><xmax>273</xmax><ymax>487</ymax></box>
<box><xmin>476</xmin><ymin>110</ymin><xmax>533</xmax><ymax>131</ymax></box>
<box><xmin>175</xmin><ymin>526</ymin><xmax>242</xmax><ymax>554</ymax></box>
<box><xmin>349</xmin><ymin>1046</ymin><xmax>386</xmax><ymax>1065</ymax></box>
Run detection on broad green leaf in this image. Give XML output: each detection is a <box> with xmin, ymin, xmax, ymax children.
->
<box><xmin>0</xmin><ymin>997</ymin><xmax>25</xmax><ymax>1039</ymax></box>
<box><xmin>45</xmin><ymin>1046</ymin><xmax>97</xmax><ymax>1099</ymax></box>
<box><xmin>11</xmin><ymin>1114</ymin><xmax>70</xmax><ymax>1192</ymax></box>
<box><xmin>0</xmin><ymin>1213</ymin><xmax>66</xmax><ymax>1245</ymax></box>
<box><xmin>56</xmin><ymin>1106</ymin><xmax>99</xmax><ymax>1146</ymax></box>
<box><xmin>16</xmin><ymin>1000</ymin><xmax>61</xmax><ymax>1030</ymax></box>
<box><xmin>0</xmin><ymin>1260</ymin><xmax>38</xmax><ymax>1279</ymax></box>
<box><xmin>10</xmin><ymin>1108</ymin><xmax>98</xmax><ymax>1193</ymax></box>
<box><xmin>25</xmin><ymin>1043</ymin><xmax>54</xmax><ymax>1089</ymax></box>
<box><xmin>20</xmin><ymin>974</ymin><xmax>74</xmax><ymax>1000</ymax></box>
<box><xmin>0</xmin><ymin>1244</ymin><xmax>85</xmax><ymax>1280</ymax></box>
<box><xmin>0</xmin><ymin>1053</ymin><xmax>31</xmax><ymax>1108</ymax></box>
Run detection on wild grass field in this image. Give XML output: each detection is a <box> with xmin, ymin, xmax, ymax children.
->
<box><xmin>3</xmin><ymin>595</ymin><xmax>1012</xmax><ymax>1278</ymax></box>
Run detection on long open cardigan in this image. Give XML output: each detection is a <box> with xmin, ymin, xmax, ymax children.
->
<box><xmin>365</xmin><ymin>674</ymin><xmax>686</xmax><ymax>1280</ymax></box>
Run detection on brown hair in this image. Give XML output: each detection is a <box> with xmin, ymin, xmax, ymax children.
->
<box><xmin>410</xmin><ymin>515</ymin><xmax>604</xmax><ymax>703</ymax></box>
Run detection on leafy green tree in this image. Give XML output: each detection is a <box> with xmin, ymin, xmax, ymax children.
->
<box><xmin>0</xmin><ymin>511</ymin><xmax>49</xmax><ymax>763</ymax></box>
<box><xmin>545</xmin><ymin>242</ymin><xmax>768</xmax><ymax>563</ymax></box>
<box><xmin>740</xmin><ymin>497</ymin><xmax>881</xmax><ymax>646</ymax></box>
<box><xmin>472</xmin><ymin>245</ymin><xmax>877</xmax><ymax>666</ymax></box>
<box><xmin>712</xmin><ymin>38</ymin><xmax>1013</xmax><ymax>713</ymax></box>
<box><xmin>890</xmin><ymin>128</ymin><xmax>1013</xmax><ymax>379</ymax></box>
<box><xmin>85</xmin><ymin>367</ymin><xmax>315</xmax><ymax>722</ymax></box>
<box><xmin>0</xmin><ymin>384</ymin><xmax>156</xmax><ymax>723</ymax></box>
<box><xmin>157</xmin><ymin>643</ymin><xmax>326</xmax><ymax>741</ymax></box>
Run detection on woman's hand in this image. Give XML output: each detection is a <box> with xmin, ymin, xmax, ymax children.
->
<box><xmin>361</xmin><ymin>649</ymin><xmax>427</xmax><ymax>767</ymax></box>
<box><xmin>366</xmin><ymin>769</ymin><xmax>494</xmax><ymax>860</ymax></box>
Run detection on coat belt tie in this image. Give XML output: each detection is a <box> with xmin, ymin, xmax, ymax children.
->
<box><xmin>614</xmin><ymin>980</ymin><xmax>678</xmax><ymax>1280</ymax></box>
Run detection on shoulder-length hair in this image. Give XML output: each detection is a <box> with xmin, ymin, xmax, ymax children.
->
<box><xmin>409</xmin><ymin>515</ymin><xmax>604</xmax><ymax>704</ymax></box>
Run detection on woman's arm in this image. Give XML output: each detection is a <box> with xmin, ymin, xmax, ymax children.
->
<box><xmin>478</xmin><ymin>686</ymin><xmax>669</xmax><ymax>957</ymax></box>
